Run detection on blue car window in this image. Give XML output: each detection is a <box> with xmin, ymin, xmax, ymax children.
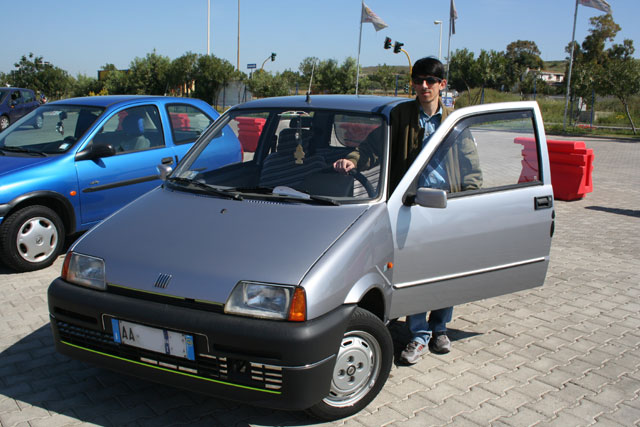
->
<box><xmin>93</xmin><ymin>105</ymin><xmax>164</xmax><ymax>154</ymax></box>
<box><xmin>166</xmin><ymin>104</ymin><xmax>214</xmax><ymax>145</ymax></box>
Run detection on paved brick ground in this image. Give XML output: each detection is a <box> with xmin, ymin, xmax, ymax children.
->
<box><xmin>1</xmin><ymin>136</ymin><xmax>638</xmax><ymax>426</ymax></box>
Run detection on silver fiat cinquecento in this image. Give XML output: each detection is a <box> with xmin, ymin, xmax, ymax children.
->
<box><xmin>48</xmin><ymin>95</ymin><xmax>554</xmax><ymax>420</ymax></box>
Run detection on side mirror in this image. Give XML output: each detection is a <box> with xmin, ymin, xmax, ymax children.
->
<box><xmin>75</xmin><ymin>144</ymin><xmax>116</xmax><ymax>161</ymax></box>
<box><xmin>157</xmin><ymin>163</ymin><xmax>173</xmax><ymax>181</ymax></box>
<box><xmin>410</xmin><ymin>187</ymin><xmax>447</xmax><ymax>209</ymax></box>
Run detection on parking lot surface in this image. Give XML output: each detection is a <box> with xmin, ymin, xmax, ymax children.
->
<box><xmin>1</xmin><ymin>136</ymin><xmax>639</xmax><ymax>426</ymax></box>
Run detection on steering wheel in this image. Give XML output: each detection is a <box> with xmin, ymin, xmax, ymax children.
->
<box><xmin>348</xmin><ymin>169</ymin><xmax>376</xmax><ymax>198</ymax></box>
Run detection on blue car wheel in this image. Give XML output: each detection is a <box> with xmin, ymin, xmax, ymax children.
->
<box><xmin>0</xmin><ymin>205</ymin><xmax>65</xmax><ymax>272</ymax></box>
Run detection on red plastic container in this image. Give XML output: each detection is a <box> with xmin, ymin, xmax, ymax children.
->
<box><xmin>514</xmin><ymin>138</ymin><xmax>594</xmax><ymax>201</ymax></box>
<box><xmin>236</xmin><ymin>117</ymin><xmax>266</xmax><ymax>152</ymax></box>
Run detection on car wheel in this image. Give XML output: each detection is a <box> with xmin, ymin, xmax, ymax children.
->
<box><xmin>0</xmin><ymin>115</ymin><xmax>9</xmax><ymax>131</ymax></box>
<box><xmin>306</xmin><ymin>308</ymin><xmax>393</xmax><ymax>420</ymax></box>
<box><xmin>0</xmin><ymin>205</ymin><xmax>65</xmax><ymax>272</ymax></box>
<box><xmin>34</xmin><ymin>114</ymin><xmax>44</xmax><ymax>129</ymax></box>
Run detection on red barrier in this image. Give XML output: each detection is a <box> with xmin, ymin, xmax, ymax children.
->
<box><xmin>514</xmin><ymin>137</ymin><xmax>594</xmax><ymax>201</ymax></box>
<box><xmin>236</xmin><ymin>117</ymin><xmax>266</xmax><ymax>152</ymax></box>
<box><xmin>546</xmin><ymin>139</ymin><xmax>594</xmax><ymax>201</ymax></box>
<box><xmin>169</xmin><ymin>112</ymin><xmax>191</xmax><ymax>130</ymax></box>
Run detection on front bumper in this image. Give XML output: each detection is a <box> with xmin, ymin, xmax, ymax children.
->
<box><xmin>48</xmin><ymin>278</ymin><xmax>354</xmax><ymax>410</ymax></box>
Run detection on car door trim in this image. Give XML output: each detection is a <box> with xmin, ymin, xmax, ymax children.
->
<box><xmin>393</xmin><ymin>256</ymin><xmax>547</xmax><ymax>289</ymax></box>
<box><xmin>82</xmin><ymin>175</ymin><xmax>159</xmax><ymax>193</ymax></box>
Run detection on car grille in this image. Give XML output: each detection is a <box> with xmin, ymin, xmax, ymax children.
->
<box><xmin>56</xmin><ymin>320</ymin><xmax>283</xmax><ymax>392</ymax></box>
<box><xmin>106</xmin><ymin>285</ymin><xmax>225</xmax><ymax>314</ymax></box>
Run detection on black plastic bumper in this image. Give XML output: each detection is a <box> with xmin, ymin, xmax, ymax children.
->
<box><xmin>48</xmin><ymin>278</ymin><xmax>354</xmax><ymax>410</ymax></box>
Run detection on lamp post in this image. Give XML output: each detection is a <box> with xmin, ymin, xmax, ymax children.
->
<box><xmin>434</xmin><ymin>20</ymin><xmax>442</xmax><ymax>61</ymax></box>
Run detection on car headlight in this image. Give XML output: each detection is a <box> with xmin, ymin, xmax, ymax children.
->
<box><xmin>62</xmin><ymin>251</ymin><xmax>106</xmax><ymax>290</ymax></box>
<box><xmin>225</xmin><ymin>281</ymin><xmax>306</xmax><ymax>321</ymax></box>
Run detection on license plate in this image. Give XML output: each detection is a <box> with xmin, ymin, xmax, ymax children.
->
<box><xmin>112</xmin><ymin>319</ymin><xmax>195</xmax><ymax>361</ymax></box>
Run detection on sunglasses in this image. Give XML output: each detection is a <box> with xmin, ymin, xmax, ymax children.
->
<box><xmin>411</xmin><ymin>76</ymin><xmax>442</xmax><ymax>85</ymax></box>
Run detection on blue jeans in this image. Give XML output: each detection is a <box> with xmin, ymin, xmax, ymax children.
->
<box><xmin>407</xmin><ymin>307</ymin><xmax>453</xmax><ymax>346</ymax></box>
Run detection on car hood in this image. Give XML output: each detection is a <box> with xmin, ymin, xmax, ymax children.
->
<box><xmin>0</xmin><ymin>155</ymin><xmax>52</xmax><ymax>177</ymax></box>
<box><xmin>73</xmin><ymin>186</ymin><xmax>369</xmax><ymax>304</ymax></box>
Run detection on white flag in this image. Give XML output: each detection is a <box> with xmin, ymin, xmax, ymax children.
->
<box><xmin>450</xmin><ymin>0</ymin><xmax>458</xmax><ymax>35</ymax></box>
<box><xmin>578</xmin><ymin>0</ymin><xmax>611</xmax><ymax>13</ymax></box>
<box><xmin>361</xmin><ymin>2</ymin><xmax>388</xmax><ymax>32</ymax></box>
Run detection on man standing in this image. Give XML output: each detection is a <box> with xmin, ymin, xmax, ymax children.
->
<box><xmin>335</xmin><ymin>56</ymin><xmax>482</xmax><ymax>364</ymax></box>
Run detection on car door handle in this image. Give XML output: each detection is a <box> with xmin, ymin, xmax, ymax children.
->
<box><xmin>534</xmin><ymin>195</ymin><xmax>553</xmax><ymax>210</ymax></box>
<box><xmin>161</xmin><ymin>157</ymin><xmax>174</xmax><ymax>165</ymax></box>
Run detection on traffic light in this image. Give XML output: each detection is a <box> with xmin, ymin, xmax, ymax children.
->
<box><xmin>384</xmin><ymin>37</ymin><xmax>392</xmax><ymax>49</ymax></box>
<box><xmin>404</xmin><ymin>83</ymin><xmax>409</xmax><ymax>94</ymax></box>
<box><xmin>393</xmin><ymin>41</ymin><xmax>404</xmax><ymax>54</ymax></box>
<box><xmin>271</xmin><ymin>52</ymin><xmax>276</xmax><ymax>61</ymax></box>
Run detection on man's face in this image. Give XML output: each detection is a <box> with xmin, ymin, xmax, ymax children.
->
<box><xmin>411</xmin><ymin>75</ymin><xmax>447</xmax><ymax>105</ymax></box>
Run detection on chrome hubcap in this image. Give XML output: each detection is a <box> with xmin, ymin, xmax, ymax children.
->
<box><xmin>324</xmin><ymin>330</ymin><xmax>381</xmax><ymax>407</ymax></box>
<box><xmin>16</xmin><ymin>216</ymin><xmax>58</xmax><ymax>263</ymax></box>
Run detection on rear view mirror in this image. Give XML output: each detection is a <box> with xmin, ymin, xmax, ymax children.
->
<box><xmin>157</xmin><ymin>163</ymin><xmax>173</xmax><ymax>181</ymax></box>
<box><xmin>412</xmin><ymin>187</ymin><xmax>447</xmax><ymax>209</ymax></box>
<box><xmin>75</xmin><ymin>144</ymin><xmax>116</xmax><ymax>161</ymax></box>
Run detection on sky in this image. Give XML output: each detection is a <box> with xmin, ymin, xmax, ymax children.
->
<box><xmin>2</xmin><ymin>0</ymin><xmax>638</xmax><ymax>78</ymax></box>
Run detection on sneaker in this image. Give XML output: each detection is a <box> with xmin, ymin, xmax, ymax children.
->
<box><xmin>400</xmin><ymin>340</ymin><xmax>429</xmax><ymax>364</ymax></box>
<box><xmin>429</xmin><ymin>333</ymin><xmax>451</xmax><ymax>354</ymax></box>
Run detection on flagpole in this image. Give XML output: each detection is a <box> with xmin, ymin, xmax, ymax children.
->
<box><xmin>563</xmin><ymin>0</ymin><xmax>579</xmax><ymax>131</ymax></box>
<box><xmin>356</xmin><ymin>1</ymin><xmax>364</xmax><ymax>95</ymax></box>
<box><xmin>445</xmin><ymin>11</ymin><xmax>452</xmax><ymax>84</ymax></box>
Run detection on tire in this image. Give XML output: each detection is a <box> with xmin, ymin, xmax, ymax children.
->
<box><xmin>0</xmin><ymin>205</ymin><xmax>65</xmax><ymax>272</ymax></box>
<box><xmin>306</xmin><ymin>308</ymin><xmax>393</xmax><ymax>420</ymax></box>
<box><xmin>0</xmin><ymin>115</ymin><xmax>9</xmax><ymax>131</ymax></box>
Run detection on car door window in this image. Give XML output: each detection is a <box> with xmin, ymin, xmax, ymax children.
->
<box><xmin>92</xmin><ymin>105</ymin><xmax>164</xmax><ymax>154</ymax></box>
<box><xmin>20</xmin><ymin>90</ymin><xmax>35</xmax><ymax>104</ymax></box>
<box><xmin>166</xmin><ymin>104</ymin><xmax>214</xmax><ymax>145</ymax></box>
<box><xmin>419</xmin><ymin>110</ymin><xmax>540</xmax><ymax>197</ymax></box>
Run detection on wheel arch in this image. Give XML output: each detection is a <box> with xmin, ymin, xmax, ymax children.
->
<box><xmin>343</xmin><ymin>273</ymin><xmax>389</xmax><ymax>322</ymax></box>
<box><xmin>2</xmin><ymin>191</ymin><xmax>76</xmax><ymax>235</ymax></box>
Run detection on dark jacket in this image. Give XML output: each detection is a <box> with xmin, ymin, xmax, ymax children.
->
<box><xmin>347</xmin><ymin>98</ymin><xmax>482</xmax><ymax>194</ymax></box>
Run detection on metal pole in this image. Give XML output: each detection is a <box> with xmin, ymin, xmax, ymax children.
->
<box><xmin>355</xmin><ymin>1</ymin><xmax>364</xmax><ymax>95</ymax></box>
<box><xmin>445</xmin><ymin>15</ymin><xmax>452</xmax><ymax>85</ymax></box>
<box><xmin>237</xmin><ymin>0</ymin><xmax>240</xmax><ymax>70</ymax></box>
<box><xmin>563</xmin><ymin>0</ymin><xmax>579</xmax><ymax>131</ymax></box>
<box><xmin>207</xmin><ymin>0</ymin><xmax>210</xmax><ymax>55</ymax></box>
<box><xmin>434</xmin><ymin>20</ymin><xmax>443</xmax><ymax>61</ymax></box>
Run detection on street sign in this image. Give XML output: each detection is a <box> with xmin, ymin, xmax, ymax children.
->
<box><xmin>247</xmin><ymin>63</ymin><xmax>257</xmax><ymax>69</ymax></box>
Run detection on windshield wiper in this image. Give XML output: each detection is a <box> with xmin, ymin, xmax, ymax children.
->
<box><xmin>0</xmin><ymin>146</ymin><xmax>48</xmax><ymax>156</ymax></box>
<box><xmin>167</xmin><ymin>177</ymin><xmax>243</xmax><ymax>200</ymax></box>
<box><xmin>229</xmin><ymin>186</ymin><xmax>339</xmax><ymax>206</ymax></box>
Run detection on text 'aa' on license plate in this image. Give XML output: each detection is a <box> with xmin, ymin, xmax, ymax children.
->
<box><xmin>112</xmin><ymin>319</ymin><xmax>195</xmax><ymax>361</ymax></box>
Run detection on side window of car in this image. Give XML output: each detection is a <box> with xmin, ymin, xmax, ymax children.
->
<box><xmin>167</xmin><ymin>104</ymin><xmax>214</xmax><ymax>145</ymax></box>
<box><xmin>11</xmin><ymin>91</ymin><xmax>22</xmax><ymax>104</ymax></box>
<box><xmin>21</xmin><ymin>90</ymin><xmax>34</xmax><ymax>103</ymax></box>
<box><xmin>419</xmin><ymin>110</ymin><xmax>541</xmax><ymax>196</ymax></box>
<box><xmin>92</xmin><ymin>105</ymin><xmax>164</xmax><ymax>154</ymax></box>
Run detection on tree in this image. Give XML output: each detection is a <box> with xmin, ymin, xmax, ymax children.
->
<box><xmin>167</xmin><ymin>52</ymin><xmax>199</xmax><ymax>96</ymax></box>
<box><xmin>7</xmin><ymin>53</ymin><xmax>72</xmax><ymax>99</ymax></box>
<box><xmin>192</xmin><ymin>55</ymin><xmax>237</xmax><ymax>104</ymax></box>
<box><xmin>246</xmin><ymin>70</ymin><xmax>291</xmax><ymax>98</ymax></box>
<box><xmin>448</xmin><ymin>48</ymin><xmax>477</xmax><ymax>100</ymax></box>
<box><xmin>371</xmin><ymin>64</ymin><xmax>396</xmax><ymax>95</ymax></box>
<box><xmin>127</xmin><ymin>50</ymin><xmax>171</xmax><ymax>95</ymax></box>
<box><xmin>601</xmin><ymin>40</ymin><xmax>639</xmax><ymax>134</ymax></box>
<box><xmin>505</xmin><ymin>40</ymin><xmax>544</xmax><ymax>88</ymax></box>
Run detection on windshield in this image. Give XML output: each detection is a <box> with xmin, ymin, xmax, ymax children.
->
<box><xmin>0</xmin><ymin>105</ymin><xmax>104</xmax><ymax>155</ymax></box>
<box><xmin>171</xmin><ymin>107</ymin><xmax>387</xmax><ymax>204</ymax></box>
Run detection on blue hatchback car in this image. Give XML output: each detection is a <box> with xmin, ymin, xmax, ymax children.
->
<box><xmin>0</xmin><ymin>95</ymin><xmax>242</xmax><ymax>272</ymax></box>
